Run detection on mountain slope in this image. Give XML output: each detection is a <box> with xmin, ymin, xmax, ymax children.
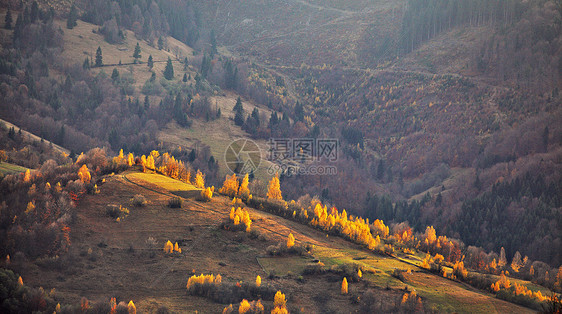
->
<box><xmin>15</xmin><ymin>168</ymin><xmax>537</xmax><ymax>313</ymax></box>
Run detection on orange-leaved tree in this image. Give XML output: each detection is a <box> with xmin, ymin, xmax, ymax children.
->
<box><xmin>287</xmin><ymin>233</ymin><xmax>295</xmax><ymax>248</ymax></box>
<box><xmin>267</xmin><ymin>172</ymin><xmax>282</xmax><ymax>200</ymax></box>
<box><xmin>341</xmin><ymin>277</ymin><xmax>348</xmax><ymax>294</ymax></box>
<box><xmin>128</xmin><ymin>300</ymin><xmax>136</xmax><ymax>314</ymax></box>
<box><xmin>219</xmin><ymin>174</ymin><xmax>239</xmax><ymax>197</ymax></box>
<box><xmin>195</xmin><ymin>170</ymin><xmax>205</xmax><ymax>188</ymax></box>
<box><xmin>238</xmin><ymin>173</ymin><xmax>251</xmax><ymax>200</ymax></box>
<box><xmin>78</xmin><ymin>164</ymin><xmax>91</xmax><ymax>183</ymax></box>
<box><xmin>256</xmin><ymin>275</ymin><xmax>261</xmax><ymax>287</ymax></box>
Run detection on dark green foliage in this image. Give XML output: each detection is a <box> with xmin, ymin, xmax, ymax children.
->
<box><xmin>133</xmin><ymin>42</ymin><xmax>141</xmax><ymax>59</ymax></box>
<box><xmin>5</xmin><ymin>8</ymin><xmax>12</xmax><ymax>29</ymax></box>
<box><xmin>187</xmin><ymin>279</ymin><xmax>277</xmax><ymax>305</ymax></box>
<box><xmin>158</xmin><ymin>36</ymin><xmax>164</xmax><ymax>50</ymax></box>
<box><xmin>455</xmin><ymin>173</ymin><xmax>562</xmax><ymax>266</ymax></box>
<box><xmin>200</xmin><ymin>54</ymin><xmax>212</xmax><ymax>79</ymax></box>
<box><xmin>233</xmin><ymin>97</ymin><xmax>244</xmax><ymax>126</ymax></box>
<box><xmin>400</xmin><ymin>0</ymin><xmax>523</xmax><ymax>53</ymax></box>
<box><xmin>209</xmin><ymin>29</ymin><xmax>217</xmax><ymax>58</ymax></box>
<box><xmin>0</xmin><ymin>268</ymin><xmax>54</xmax><ymax>313</ymax></box>
<box><xmin>168</xmin><ymin>197</ymin><xmax>182</xmax><ymax>208</ymax></box>
<box><xmin>341</xmin><ymin>126</ymin><xmax>364</xmax><ymax>146</ymax></box>
<box><xmin>95</xmin><ymin>46</ymin><xmax>103</xmax><ymax>67</ymax></box>
<box><xmin>66</xmin><ymin>5</ymin><xmax>78</xmax><ymax>29</ymax></box>
<box><xmin>183</xmin><ymin>73</ymin><xmax>188</xmax><ymax>82</ymax></box>
<box><xmin>164</xmin><ymin>57</ymin><xmax>174</xmax><ymax>80</ymax></box>
<box><xmin>294</xmin><ymin>102</ymin><xmax>304</xmax><ymax>122</ymax></box>
<box><xmin>147</xmin><ymin>54</ymin><xmax>153</xmax><ymax>69</ymax></box>
<box><xmin>223</xmin><ymin>58</ymin><xmax>238</xmax><ymax>89</ymax></box>
<box><xmin>111</xmin><ymin>68</ymin><xmax>120</xmax><ymax>81</ymax></box>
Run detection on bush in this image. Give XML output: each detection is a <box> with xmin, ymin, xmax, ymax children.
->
<box><xmin>199</xmin><ymin>187</ymin><xmax>214</xmax><ymax>202</ymax></box>
<box><xmin>131</xmin><ymin>194</ymin><xmax>147</xmax><ymax>207</ymax></box>
<box><xmin>168</xmin><ymin>197</ymin><xmax>182</xmax><ymax>208</ymax></box>
<box><xmin>106</xmin><ymin>205</ymin><xmax>129</xmax><ymax>221</ymax></box>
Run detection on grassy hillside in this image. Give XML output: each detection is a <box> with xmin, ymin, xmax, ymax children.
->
<box><xmin>11</xmin><ymin>168</ymin><xmax>540</xmax><ymax>313</ymax></box>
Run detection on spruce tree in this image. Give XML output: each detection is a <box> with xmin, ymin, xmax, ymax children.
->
<box><xmin>95</xmin><ymin>46</ymin><xmax>103</xmax><ymax>67</ymax></box>
<box><xmin>147</xmin><ymin>55</ymin><xmax>153</xmax><ymax>69</ymax></box>
<box><xmin>233</xmin><ymin>97</ymin><xmax>244</xmax><ymax>126</ymax></box>
<box><xmin>133</xmin><ymin>42</ymin><xmax>141</xmax><ymax>60</ymax></box>
<box><xmin>5</xmin><ymin>8</ymin><xmax>12</xmax><ymax>29</ymax></box>
<box><xmin>157</xmin><ymin>36</ymin><xmax>164</xmax><ymax>50</ymax></box>
<box><xmin>66</xmin><ymin>5</ymin><xmax>78</xmax><ymax>29</ymax></box>
<box><xmin>163</xmin><ymin>57</ymin><xmax>174</xmax><ymax>80</ymax></box>
<box><xmin>183</xmin><ymin>73</ymin><xmax>188</xmax><ymax>82</ymax></box>
<box><xmin>111</xmin><ymin>68</ymin><xmax>119</xmax><ymax>81</ymax></box>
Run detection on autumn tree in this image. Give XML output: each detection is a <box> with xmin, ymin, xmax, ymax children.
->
<box><xmin>498</xmin><ymin>247</ymin><xmax>507</xmax><ymax>268</ymax></box>
<box><xmin>219</xmin><ymin>174</ymin><xmax>239</xmax><ymax>197</ymax></box>
<box><xmin>195</xmin><ymin>170</ymin><xmax>205</xmax><ymax>188</ymax></box>
<box><xmin>23</xmin><ymin>169</ymin><xmax>31</xmax><ymax>182</ymax></box>
<box><xmin>256</xmin><ymin>275</ymin><xmax>261</xmax><ymax>287</ymax></box>
<box><xmin>341</xmin><ymin>277</ymin><xmax>348</xmax><ymax>294</ymax></box>
<box><xmin>200</xmin><ymin>186</ymin><xmax>214</xmax><ymax>202</ymax></box>
<box><xmin>78</xmin><ymin>164</ymin><xmax>91</xmax><ymax>183</ymax></box>
<box><xmin>164</xmin><ymin>57</ymin><xmax>174</xmax><ymax>80</ymax></box>
<box><xmin>287</xmin><ymin>233</ymin><xmax>295</xmax><ymax>248</ymax></box>
<box><xmin>164</xmin><ymin>240</ymin><xmax>173</xmax><ymax>254</ymax></box>
<box><xmin>95</xmin><ymin>46</ymin><xmax>103</xmax><ymax>67</ymax></box>
<box><xmin>511</xmin><ymin>251</ymin><xmax>523</xmax><ymax>272</ymax></box>
<box><xmin>128</xmin><ymin>300</ymin><xmax>136</xmax><ymax>314</ymax></box>
<box><xmin>267</xmin><ymin>173</ymin><xmax>282</xmax><ymax>200</ymax></box>
<box><xmin>238</xmin><ymin>173</ymin><xmax>251</xmax><ymax>200</ymax></box>
<box><xmin>273</xmin><ymin>291</ymin><xmax>287</xmax><ymax>309</ymax></box>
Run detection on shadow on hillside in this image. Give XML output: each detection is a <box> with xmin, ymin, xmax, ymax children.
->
<box><xmin>171</xmin><ymin>190</ymin><xmax>200</xmax><ymax>199</ymax></box>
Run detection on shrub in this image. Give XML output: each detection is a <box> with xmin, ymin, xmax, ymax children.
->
<box><xmin>106</xmin><ymin>205</ymin><xmax>129</xmax><ymax>221</ymax></box>
<box><xmin>168</xmin><ymin>197</ymin><xmax>182</xmax><ymax>208</ymax></box>
<box><xmin>199</xmin><ymin>186</ymin><xmax>214</xmax><ymax>202</ymax></box>
<box><xmin>224</xmin><ymin>207</ymin><xmax>252</xmax><ymax>232</ymax></box>
<box><xmin>131</xmin><ymin>194</ymin><xmax>147</xmax><ymax>207</ymax></box>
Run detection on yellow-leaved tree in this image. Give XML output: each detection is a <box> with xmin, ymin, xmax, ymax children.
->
<box><xmin>267</xmin><ymin>173</ymin><xmax>282</xmax><ymax>200</ymax></box>
<box><xmin>238</xmin><ymin>173</ymin><xmax>251</xmax><ymax>200</ymax></box>
<box><xmin>287</xmin><ymin>233</ymin><xmax>295</xmax><ymax>248</ymax></box>
<box><xmin>195</xmin><ymin>170</ymin><xmax>205</xmax><ymax>188</ymax></box>
<box><xmin>341</xmin><ymin>277</ymin><xmax>348</xmax><ymax>294</ymax></box>
<box><xmin>273</xmin><ymin>291</ymin><xmax>286</xmax><ymax>309</ymax></box>
<box><xmin>127</xmin><ymin>153</ymin><xmax>135</xmax><ymax>166</ymax></box>
<box><xmin>219</xmin><ymin>174</ymin><xmax>239</xmax><ymax>197</ymax></box>
<box><xmin>200</xmin><ymin>186</ymin><xmax>214</xmax><ymax>202</ymax></box>
<box><xmin>78</xmin><ymin>164</ymin><xmax>91</xmax><ymax>183</ymax></box>
<box><xmin>164</xmin><ymin>240</ymin><xmax>174</xmax><ymax>254</ymax></box>
<box><xmin>127</xmin><ymin>300</ymin><xmax>136</xmax><ymax>314</ymax></box>
<box><xmin>256</xmin><ymin>275</ymin><xmax>261</xmax><ymax>287</ymax></box>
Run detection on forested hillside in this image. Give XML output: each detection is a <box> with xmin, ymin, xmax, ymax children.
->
<box><xmin>0</xmin><ymin>0</ymin><xmax>560</xmax><ymax>299</ymax></box>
